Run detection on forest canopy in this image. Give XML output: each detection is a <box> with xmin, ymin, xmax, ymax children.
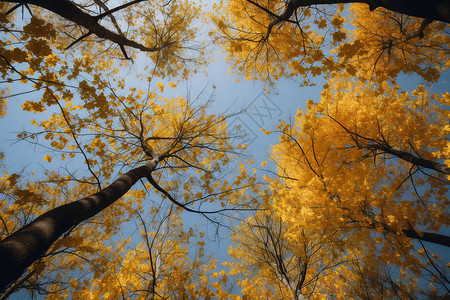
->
<box><xmin>0</xmin><ymin>0</ymin><xmax>448</xmax><ymax>298</ymax></box>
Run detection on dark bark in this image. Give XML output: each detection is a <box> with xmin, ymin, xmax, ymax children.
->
<box><xmin>369</xmin><ymin>144</ymin><xmax>450</xmax><ymax>175</ymax></box>
<box><xmin>2</xmin><ymin>0</ymin><xmax>166</xmax><ymax>54</ymax></box>
<box><xmin>250</xmin><ymin>0</ymin><xmax>450</xmax><ymax>24</ymax></box>
<box><xmin>0</xmin><ymin>161</ymin><xmax>158</xmax><ymax>292</ymax></box>
<box><xmin>364</xmin><ymin>0</ymin><xmax>449</xmax><ymax>23</ymax></box>
<box><xmin>403</xmin><ymin>230</ymin><xmax>450</xmax><ymax>247</ymax></box>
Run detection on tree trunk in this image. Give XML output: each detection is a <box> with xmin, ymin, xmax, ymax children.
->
<box><xmin>0</xmin><ymin>161</ymin><xmax>157</xmax><ymax>292</ymax></box>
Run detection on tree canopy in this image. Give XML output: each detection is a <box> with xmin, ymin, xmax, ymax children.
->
<box><xmin>0</xmin><ymin>0</ymin><xmax>449</xmax><ymax>298</ymax></box>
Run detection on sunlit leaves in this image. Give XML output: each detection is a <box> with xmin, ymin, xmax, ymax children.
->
<box><xmin>212</xmin><ymin>0</ymin><xmax>339</xmax><ymax>84</ymax></box>
<box><xmin>0</xmin><ymin>0</ymin><xmax>207</xmax><ymax>125</ymax></box>
<box><xmin>223</xmin><ymin>210</ymin><xmax>343</xmax><ymax>299</ymax></box>
<box><xmin>268</xmin><ymin>73</ymin><xmax>449</xmax><ymax>296</ymax></box>
<box><xmin>341</xmin><ymin>4</ymin><xmax>450</xmax><ymax>83</ymax></box>
<box><xmin>2</xmin><ymin>70</ymin><xmax>255</xmax><ymax>296</ymax></box>
<box><xmin>214</xmin><ymin>1</ymin><xmax>449</xmax><ymax>85</ymax></box>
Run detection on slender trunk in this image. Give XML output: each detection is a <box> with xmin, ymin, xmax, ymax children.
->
<box><xmin>0</xmin><ymin>162</ymin><xmax>157</xmax><ymax>292</ymax></box>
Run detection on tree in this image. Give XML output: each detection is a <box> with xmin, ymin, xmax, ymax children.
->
<box><xmin>0</xmin><ymin>1</ymin><xmax>256</xmax><ymax>296</ymax></box>
<box><xmin>0</xmin><ymin>75</ymin><xmax>254</xmax><ymax>294</ymax></box>
<box><xmin>213</xmin><ymin>0</ymin><xmax>449</xmax><ymax>84</ymax></box>
<box><xmin>221</xmin><ymin>209</ymin><xmax>346</xmax><ymax>299</ymax></box>
<box><xmin>212</xmin><ymin>4</ymin><xmax>449</xmax><ymax>296</ymax></box>
<box><xmin>327</xmin><ymin>254</ymin><xmax>440</xmax><ymax>299</ymax></box>
<box><xmin>214</xmin><ymin>0</ymin><xmax>450</xmax><ymax>291</ymax></box>
<box><xmin>62</xmin><ymin>208</ymin><xmax>218</xmax><ymax>299</ymax></box>
<box><xmin>266</xmin><ymin>72</ymin><xmax>449</xmax><ymax>296</ymax></box>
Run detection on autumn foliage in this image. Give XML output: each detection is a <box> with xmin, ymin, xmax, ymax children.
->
<box><xmin>0</xmin><ymin>0</ymin><xmax>449</xmax><ymax>298</ymax></box>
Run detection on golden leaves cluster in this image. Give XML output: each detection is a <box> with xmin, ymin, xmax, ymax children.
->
<box><xmin>266</xmin><ymin>74</ymin><xmax>449</xmax><ymax>296</ymax></box>
<box><xmin>214</xmin><ymin>1</ymin><xmax>449</xmax><ymax>85</ymax></box>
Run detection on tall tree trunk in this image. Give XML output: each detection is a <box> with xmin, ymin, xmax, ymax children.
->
<box><xmin>0</xmin><ymin>161</ymin><xmax>158</xmax><ymax>292</ymax></box>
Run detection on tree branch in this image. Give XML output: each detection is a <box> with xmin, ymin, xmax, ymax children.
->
<box><xmin>402</xmin><ymin>230</ymin><xmax>450</xmax><ymax>247</ymax></box>
<box><xmin>368</xmin><ymin>144</ymin><xmax>450</xmax><ymax>175</ymax></box>
<box><xmin>3</xmin><ymin>0</ymin><xmax>169</xmax><ymax>56</ymax></box>
<box><xmin>246</xmin><ymin>0</ymin><xmax>450</xmax><ymax>26</ymax></box>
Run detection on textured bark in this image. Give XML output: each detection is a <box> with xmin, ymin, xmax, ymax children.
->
<box><xmin>0</xmin><ymin>162</ymin><xmax>157</xmax><ymax>292</ymax></box>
